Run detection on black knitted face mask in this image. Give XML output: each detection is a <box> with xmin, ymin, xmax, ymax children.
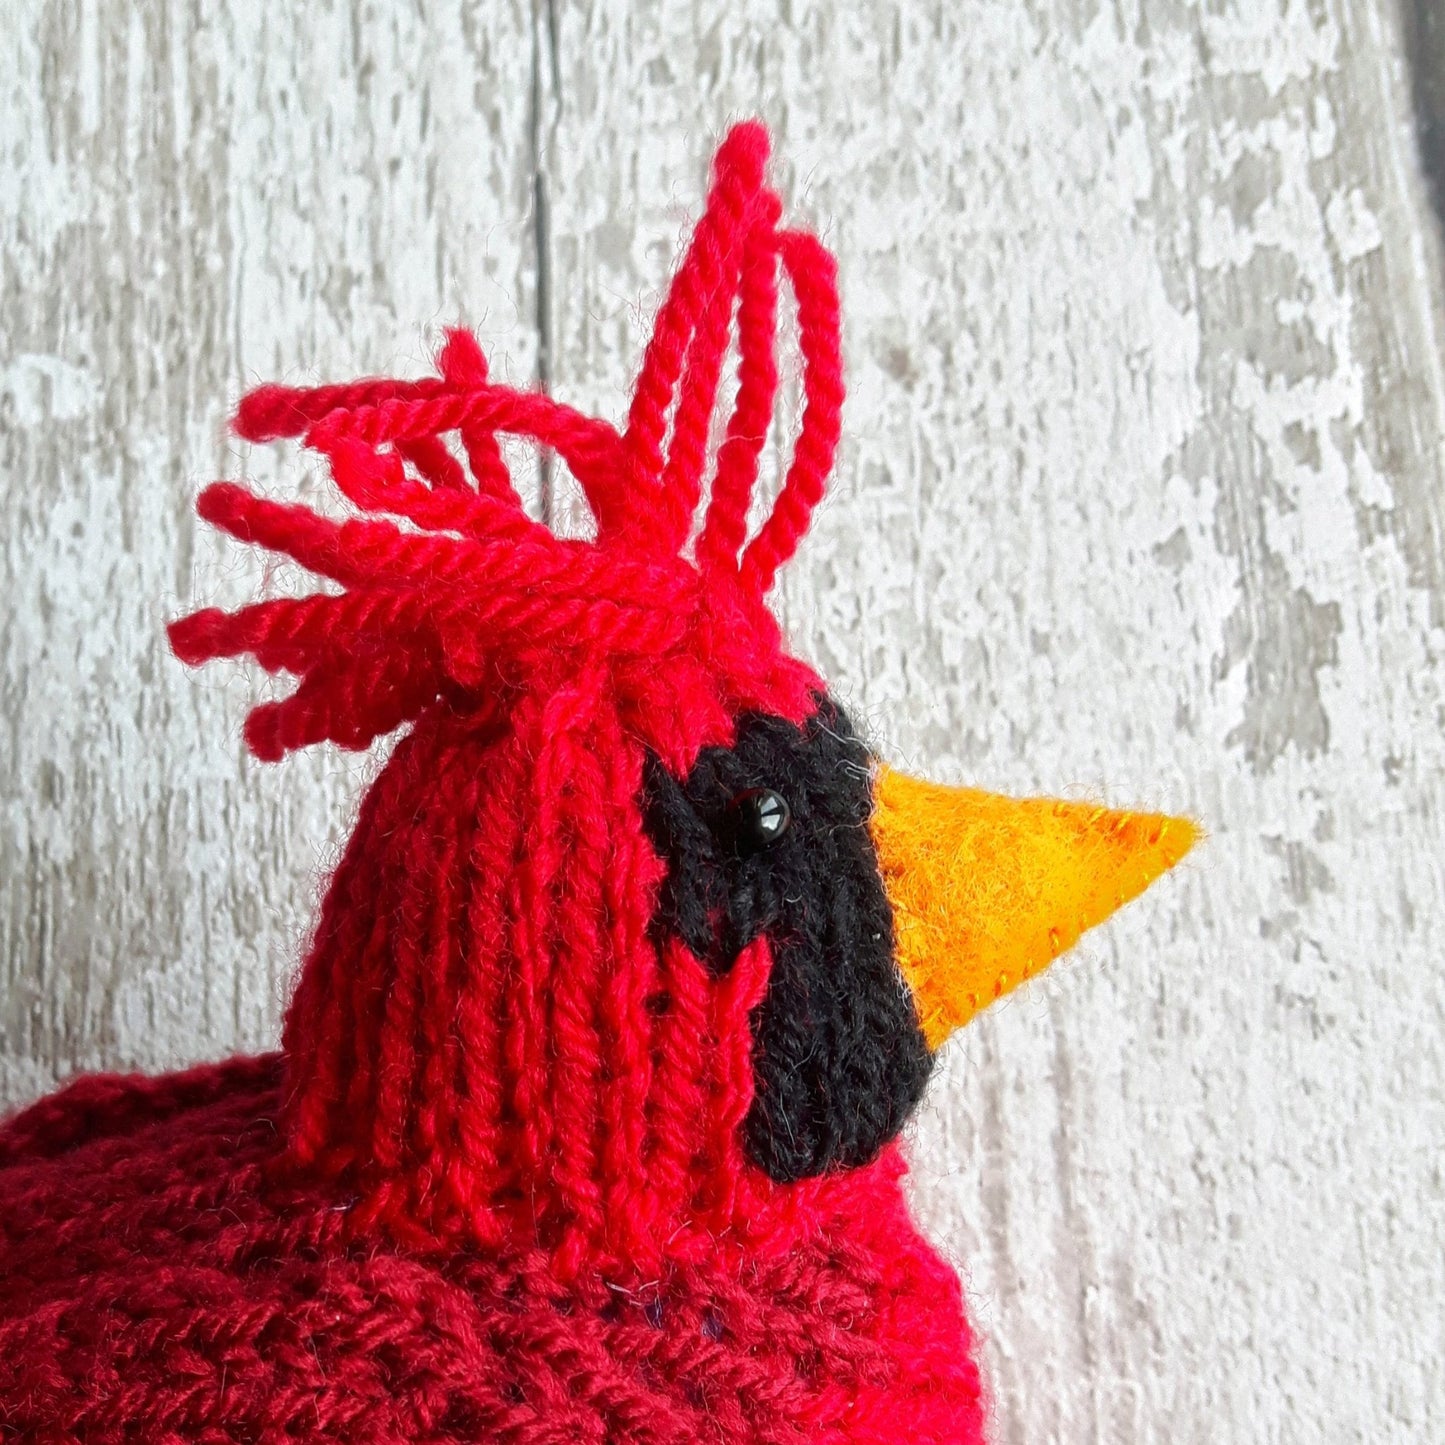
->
<box><xmin>642</xmin><ymin>697</ymin><xmax>934</xmax><ymax>1183</ymax></box>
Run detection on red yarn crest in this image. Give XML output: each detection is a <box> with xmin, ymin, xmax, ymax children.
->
<box><xmin>169</xmin><ymin>122</ymin><xmax>843</xmax><ymax>760</ymax></box>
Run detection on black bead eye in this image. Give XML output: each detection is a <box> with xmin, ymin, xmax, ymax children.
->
<box><xmin>729</xmin><ymin>787</ymin><xmax>792</xmax><ymax>851</ymax></box>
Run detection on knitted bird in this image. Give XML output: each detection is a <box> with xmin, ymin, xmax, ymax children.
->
<box><xmin>0</xmin><ymin>123</ymin><xmax>1195</xmax><ymax>1445</ymax></box>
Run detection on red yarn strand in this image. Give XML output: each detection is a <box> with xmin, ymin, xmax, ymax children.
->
<box><xmin>739</xmin><ymin>229</ymin><xmax>845</xmax><ymax>593</ymax></box>
<box><xmin>437</xmin><ymin>329</ymin><xmax>524</xmax><ymax>508</ymax></box>
<box><xmin>623</xmin><ymin>122</ymin><xmax>771</xmax><ymax>544</ymax></box>
<box><xmin>233</xmin><ymin>376</ymin><xmax>447</xmax><ymax>442</ymax></box>
<box><xmin>695</xmin><ymin>199</ymin><xmax>782</xmax><ymax>573</ymax></box>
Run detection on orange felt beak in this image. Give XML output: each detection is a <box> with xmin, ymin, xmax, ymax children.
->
<box><xmin>868</xmin><ymin>765</ymin><xmax>1198</xmax><ymax>1050</ymax></box>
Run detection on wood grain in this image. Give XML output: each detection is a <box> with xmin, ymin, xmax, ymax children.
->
<box><xmin>4</xmin><ymin>2</ymin><xmax>1443</xmax><ymax>1440</ymax></box>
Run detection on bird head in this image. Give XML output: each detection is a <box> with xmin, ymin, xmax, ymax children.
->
<box><xmin>171</xmin><ymin>122</ymin><xmax>1195</xmax><ymax>1272</ymax></box>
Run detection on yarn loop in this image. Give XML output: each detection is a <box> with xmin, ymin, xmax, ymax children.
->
<box><xmin>170</xmin><ymin>120</ymin><xmax>844</xmax><ymax>764</ymax></box>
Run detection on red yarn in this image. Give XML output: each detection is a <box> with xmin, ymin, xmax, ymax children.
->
<box><xmin>0</xmin><ymin>1063</ymin><xmax>982</xmax><ymax>1444</ymax></box>
<box><xmin>0</xmin><ymin>123</ymin><xmax>988</xmax><ymax>1444</ymax></box>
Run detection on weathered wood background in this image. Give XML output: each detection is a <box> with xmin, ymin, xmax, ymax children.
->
<box><xmin>4</xmin><ymin>2</ymin><xmax>1442</xmax><ymax>1440</ymax></box>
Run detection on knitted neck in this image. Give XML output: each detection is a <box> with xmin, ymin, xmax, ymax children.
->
<box><xmin>277</xmin><ymin>693</ymin><xmax>793</xmax><ymax>1273</ymax></box>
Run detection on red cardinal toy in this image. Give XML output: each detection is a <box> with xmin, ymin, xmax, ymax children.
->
<box><xmin>0</xmin><ymin>122</ymin><xmax>1195</xmax><ymax>1444</ymax></box>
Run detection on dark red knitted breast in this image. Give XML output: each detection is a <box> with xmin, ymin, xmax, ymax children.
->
<box><xmin>0</xmin><ymin>1059</ymin><xmax>985</xmax><ymax>1445</ymax></box>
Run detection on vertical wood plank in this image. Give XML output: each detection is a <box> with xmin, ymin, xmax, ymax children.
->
<box><xmin>3</xmin><ymin>2</ymin><xmax>1443</xmax><ymax>1441</ymax></box>
<box><xmin>1</xmin><ymin>0</ymin><xmax>539</xmax><ymax>1094</ymax></box>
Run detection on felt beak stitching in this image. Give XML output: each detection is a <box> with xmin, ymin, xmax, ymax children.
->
<box><xmin>868</xmin><ymin>765</ymin><xmax>1199</xmax><ymax>1051</ymax></box>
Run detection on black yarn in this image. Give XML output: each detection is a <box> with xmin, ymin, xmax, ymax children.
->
<box><xmin>642</xmin><ymin>697</ymin><xmax>935</xmax><ymax>1183</ymax></box>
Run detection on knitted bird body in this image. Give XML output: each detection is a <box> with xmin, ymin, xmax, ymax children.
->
<box><xmin>0</xmin><ymin>1057</ymin><xmax>979</xmax><ymax>1442</ymax></box>
<box><xmin>0</xmin><ymin>124</ymin><xmax>1194</xmax><ymax>1444</ymax></box>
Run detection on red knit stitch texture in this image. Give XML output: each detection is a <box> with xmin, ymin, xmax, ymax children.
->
<box><xmin>0</xmin><ymin>122</ymin><xmax>987</xmax><ymax>1444</ymax></box>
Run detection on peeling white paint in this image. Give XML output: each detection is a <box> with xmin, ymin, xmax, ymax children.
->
<box><xmin>3</xmin><ymin>3</ymin><xmax>1443</xmax><ymax>1442</ymax></box>
<box><xmin>1</xmin><ymin>354</ymin><xmax>102</xmax><ymax>426</ymax></box>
